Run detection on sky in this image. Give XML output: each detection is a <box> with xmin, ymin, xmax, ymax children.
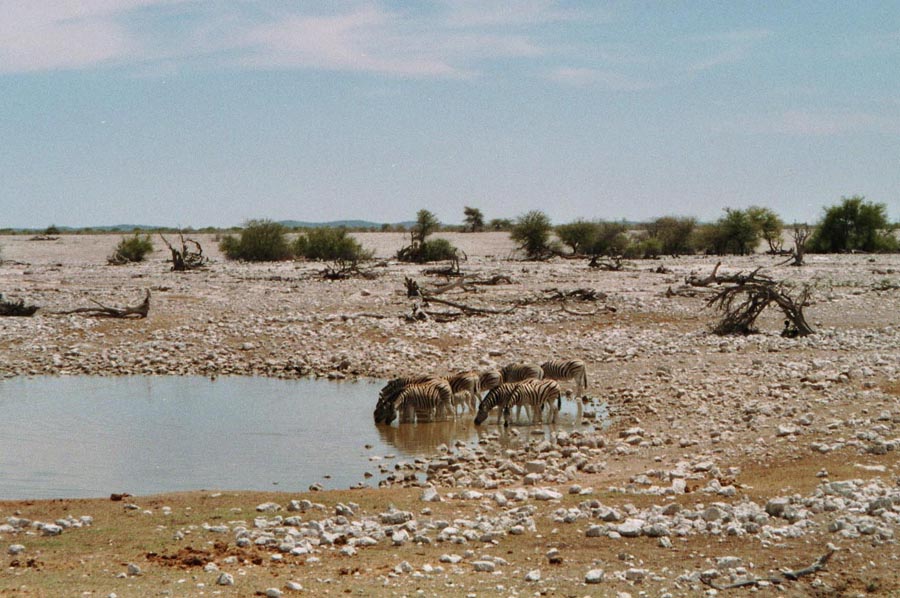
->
<box><xmin>1</xmin><ymin>1</ymin><xmax>898</xmax><ymax>229</ymax></box>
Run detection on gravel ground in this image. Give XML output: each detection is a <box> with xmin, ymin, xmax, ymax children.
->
<box><xmin>2</xmin><ymin>232</ymin><xmax>899</xmax><ymax>596</ymax></box>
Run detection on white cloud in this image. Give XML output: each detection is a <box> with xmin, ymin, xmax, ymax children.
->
<box><xmin>685</xmin><ymin>28</ymin><xmax>772</xmax><ymax>73</ymax></box>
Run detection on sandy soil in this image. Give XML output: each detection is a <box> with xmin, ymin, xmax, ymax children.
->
<box><xmin>1</xmin><ymin>232</ymin><xmax>899</xmax><ymax>596</ymax></box>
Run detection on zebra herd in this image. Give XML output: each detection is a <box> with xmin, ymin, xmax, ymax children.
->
<box><xmin>372</xmin><ymin>359</ymin><xmax>588</xmax><ymax>427</ymax></box>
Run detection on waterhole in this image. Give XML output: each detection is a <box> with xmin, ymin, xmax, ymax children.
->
<box><xmin>0</xmin><ymin>376</ymin><xmax>604</xmax><ymax>499</ymax></box>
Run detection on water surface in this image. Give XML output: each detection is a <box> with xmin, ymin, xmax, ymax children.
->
<box><xmin>0</xmin><ymin>376</ymin><xmax>598</xmax><ymax>499</ymax></box>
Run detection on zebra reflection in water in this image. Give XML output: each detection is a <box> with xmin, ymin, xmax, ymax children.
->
<box><xmin>376</xmin><ymin>417</ymin><xmax>478</xmax><ymax>454</ymax></box>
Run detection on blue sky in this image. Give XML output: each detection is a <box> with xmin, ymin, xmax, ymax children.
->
<box><xmin>1</xmin><ymin>1</ymin><xmax>898</xmax><ymax>228</ymax></box>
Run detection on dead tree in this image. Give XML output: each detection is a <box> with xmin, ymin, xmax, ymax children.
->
<box><xmin>707</xmin><ymin>271</ymin><xmax>813</xmax><ymax>336</ymax></box>
<box><xmin>321</xmin><ymin>259</ymin><xmax>378</xmax><ymax>280</ymax></box>
<box><xmin>588</xmin><ymin>255</ymin><xmax>625</xmax><ymax>271</ymax></box>
<box><xmin>56</xmin><ymin>290</ymin><xmax>150</xmax><ymax>319</ymax></box>
<box><xmin>0</xmin><ymin>294</ymin><xmax>38</xmax><ymax>317</ymax></box>
<box><xmin>790</xmin><ymin>224</ymin><xmax>810</xmax><ymax>266</ymax></box>
<box><xmin>159</xmin><ymin>233</ymin><xmax>207</xmax><ymax>271</ymax></box>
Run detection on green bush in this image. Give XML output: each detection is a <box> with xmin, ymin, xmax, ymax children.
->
<box><xmin>556</xmin><ymin>219</ymin><xmax>597</xmax><ymax>254</ymax></box>
<box><xmin>746</xmin><ymin>206</ymin><xmax>784</xmax><ymax>253</ymax></box>
<box><xmin>809</xmin><ymin>196</ymin><xmax>897</xmax><ymax>253</ymax></box>
<box><xmin>584</xmin><ymin>222</ymin><xmax>629</xmax><ymax>257</ymax></box>
<box><xmin>510</xmin><ymin>210</ymin><xmax>554</xmax><ymax>259</ymax></box>
<box><xmin>109</xmin><ymin>234</ymin><xmax>154</xmax><ymax>264</ymax></box>
<box><xmin>219</xmin><ymin>219</ymin><xmax>292</xmax><ymax>261</ymax></box>
<box><xmin>694</xmin><ymin>209</ymin><xmax>759</xmax><ymax>255</ymax></box>
<box><xmin>293</xmin><ymin>227</ymin><xmax>372</xmax><ymax>262</ymax></box>
<box><xmin>644</xmin><ymin>216</ymin><xmax>696</xmax><ymax>256</ymax></box>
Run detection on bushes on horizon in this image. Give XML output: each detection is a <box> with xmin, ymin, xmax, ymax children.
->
<box><xmin>746</xmin><ymin>206</ymin><xmax>785</xmax><ymax>253</ymax></box>
<box><xmin>695</xmin><ymin>209</ymin><xmax>759</xmax><ymax>255</ymax></box>
<box><xmin>556</xmin><ymin>219</ymin><xmax>597</xmax><ymax>254</ymax></box>
<box><xmin>488</xmin><ymin>218</ymin><xmax>513</xmax><ymax>231</ymax></box>
<box><xmin>219</xmin><ymin>219</ymin><xmax>292</xmax><ymax>261</ymax></box>
<box><xmin>293</xmin><ymin>227</ymin><xmax>372</xmax><ymax>262</ymax></box>
<box><xmin>396</xmin><ymin>209</ymin><xmax>460</xmax><ymax>263</ymax></box>
<box><xmin>809</xmin><ymin>196</ymin><xmax>897</xmax><ymax>253</ymax></box>
<box><xmin>584</xmin><ymin>221</ymin><xmax>629</xmax><ymax>257</ymax></box>
<box><xmin>644</xmin><ymin>216</ymin><xmax>696</xmax><ymax>256</ymax></box>
<box><xmin>510</xmin><ymin>210</ymin><xmax>555</xmax><ymax>259</ymax></box>
<box><xmin>109</xmin><ymin>233</ymin><xmax>153</xmax><ymax>264</ymax></box>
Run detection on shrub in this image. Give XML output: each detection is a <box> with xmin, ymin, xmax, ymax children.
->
<box><xmin>556</xmin><ymin>219</ymin><xmax>597</xmax><ymax>254</ymax></box>
<box><xmin>644</xmin><ymin>216</ymin><xmax>696</xmax><ymax>256</ymax></box>
<box><xmin>488</xmin><ymin>218</ymin><xmax>513</xmax><ymax>231</ymax></box>
<box><xmin>694</xmin><ymin>209</ymin><xmax>759</xmax><ymax>255</ymax></box>
<box><xmin>746</xmin><ymin>206</ymin><xmax>784</xmax><ymax>253</ymax></box>
<box><xmin>510</xmin><ymin>210</ymin><xmax>554</xmax><ymax>259</ymax></box>
<box><xmin>584</xmin><ymin>222</ymin><xmax>629</xmax><ymax>257</ymax></box>
<box><xmin>416</xmin><ymin>238</ymin><xmax>458</xmax><ymax>262</ymax></box>
<box><xmin>219</xmin><ymin>219</ymin><xmax>292</xmax><ymax>261</ymax></box>
<box><xmin>293</xmin><ymin>227</ymin><xmax>372</xmax><ymax>262</ymax></box>
<box><xmin>809</xmin><ymin>196</ymin><xmax>897</xmax><ymax>253</ymax></box>
<box><xmin>109</xmin><ymin>234</ymin><xmax>154</xmax><ymax>264</ymax></box>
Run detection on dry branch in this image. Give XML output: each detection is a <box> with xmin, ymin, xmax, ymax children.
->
<box><xmin>0</xmin><ymin>294</ymin><xmax>38</xmax><ymax>317</ymax></box>
<box><xmin>706</xmin><ymin>270</ymin><xmax>813</xmax><ymax>336</ymax></box>
<box><xmin>701</xmin><ymin>549</ymin><xmax>834</xmax><ymax>590</ymax></box>
<box><xmin>56</xmin><ymin>290</ymin><xmax>150</xmax><ymax>319</ymax></box>
<box><xmin>159</xmin><ymin>233</ymin><xmax>207</xmax><ymax>271</ymax></box>
<box><xmin>588</xmin><ymin>255</ymin><xmax>625</xmax><ymax>271</ymax></box>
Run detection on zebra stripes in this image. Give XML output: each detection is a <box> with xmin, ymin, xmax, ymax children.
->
<box><xmin>500</xmin><ymin>362</ymin><xmax>543</xmax><ymax>384</ymax></box>
<box><xmin>374</xmin><ymin>375</ymin><xmax>445</xmax><ymax>424</ymax></box>
<box><xmin>540</xmin><ymin>359</ymin><xmax>588</xmax><ymax>397</ymax></box>
<box><xmin>474</xmin><ymin>379</ymin><xmax>560</xmax><ymax>426</ymax></box>
<box><xmin>389</xmin><ymin>382</ymin><xmax>454</xmax><ymax>424</ymax></box>
<box><xmin>446</xmin><ymin>371</ymin><xmax>480</xmax><ymax>415</ymax></box>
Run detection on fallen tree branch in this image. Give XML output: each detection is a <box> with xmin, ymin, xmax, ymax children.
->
<box><xmin>423</xmin><ymin>295</ymin><xmax>517</xmax><ymax>315</ymax></box>
<box><xmin>701</xmin><ymin>549</ymin><xmax>835</xmax><ymax>590</ymax></box>
<box><xmin>55</xmin><ymin>290</ymin><xmax>150</xmax><ymax>319</ymax></box>
<box><xmin>0</xmin><ymin>294</ymin><xmax>39</xmax><ymax>317</ymax></box>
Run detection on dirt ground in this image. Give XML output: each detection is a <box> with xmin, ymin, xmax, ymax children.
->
<box><xmin>1</xmin><ymin>232</ymin><xmax>899</xmax><ymax>597</ymax></box>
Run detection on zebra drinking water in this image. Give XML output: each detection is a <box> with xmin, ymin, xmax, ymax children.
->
<box><xmin>474</xmin><ymin>379</ymin><xmax>560</xmax><ymax>426</ymax></box>
<box><xmin>374</xmin><ymin>375</ymin><xmax>445</xmax><ymax>424</ymax></box>
<box><xmin>388</xmin><ymin>381</ymin><xmax>454</xmax><ymax>424</ymax></box>
<box><xmin>445</xmin><ymin>370</ymin><xmax>481</xmax><ymax>415</ymax></box>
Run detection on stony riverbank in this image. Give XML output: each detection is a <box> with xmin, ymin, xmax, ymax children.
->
<box><xmin>1</xmin><ymin>232</ymin><xmax>899</xmax><ymax>595</ymax></box>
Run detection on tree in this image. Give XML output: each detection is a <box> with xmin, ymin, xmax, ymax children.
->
<box><xmin>585</xmin><ymin>222</ymin><xmax>629</xmax><ymax>257</ymax></box>
<box><xmin>488</xmin><ymin>218</ymin><xmax>513</xmax><ymax>231</ymax></box>
<box><xmin>463</xmin><ymin>207</ymin><xmax>485</xmax><ymax>233</ymax></box>
<box><xmin>510</xmin><ymin>210</ymin><xmax>554</xmax><ymax>259</ymax></box>
<box><xmin>746</xmin><ymin>206</ymin><xmax>785</xmax><ymax>253</ymax></box>
<box><xmin>696</xmin><ymin>209</ymin><xmax>759</xmax><ymax>255</ymax></box>
<box><xmin>397</xmin><ymin>210</ymin><xmax>459</xmax><ymax>263</ymax></box>
<box><xmin>644</xmin><ymin>216</ymin><xmax>696</xmax><ymax>256</ymax></box>
<box><xmin>555</xmin><ymin>219</ymin><xmax>597</xmax><ymax>254</ymax></box>
<box><xmin>809</xmin><ymin>196</ymin><xmax>897</xmax><ymax>253</ymax></box>
<box><xmin>218</xmin><ymin>219</ymin><xmax>292</xmax><ymax>261</ymax></box>
<box><xmin>413</xmin><ymin>210</ymin><xmax>440</xmax><ymax>245</ymax></box>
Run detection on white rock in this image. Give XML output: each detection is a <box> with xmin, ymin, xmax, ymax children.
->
<box><xmin>585</xmin><ymin>569</ymin><xmax>605</xmax><ymax>584</ymax></box>
<box><xmin>216</xmin><ymin>572</ymin><xmax>235</xmax><ymax>586</ymax></box>
<box><xmin>525</xmin><ymin>569</ymin><xmax>541</xmax><ymax>582</ymax></box>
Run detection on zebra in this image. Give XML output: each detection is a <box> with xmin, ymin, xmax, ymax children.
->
<box><xmin>374</xmin><ymin>375</ymin><xmax>444</xmax><ymax>424</ymax></box>
<box><xmin>478</xmin><ymin>370</ymin><xmax>502</xmax><ymax>393</ymax></box>
<box><xmin>446</xmin><ymin>371</ymin><xmax>481</xmax><ymax>415</ymax></box>
<box><xmin>541</xmin><ymin>359</ymin><xmax>588</xmax><ymax>419</ymax></box>
<box><xmin>388</xmin><ymin>381</ymin><xmax>454</xmax><ymax>424</ymax></box>
<box><xmin>540</xmin><ymin>359</ymin><xmax>588</xmax><ymax>396</ymax></box>
<box><xmin>500</xmin><ymin>362</ymin><xmax>543</xmax><ymax>383</ymax></box>
<box><xmin>499</xmin><ymin>363</ymin><xmax>544</xmax><ymax>422</ymax></box>
<box><xmin>474</xmin><ymin>382</ymin><xmax>522</xmax><ymax>426</ymax></box>
<box><xmin>475</xmin><ymin>379</ymin><xmax>560</xmax><ymax>426</ymax></box>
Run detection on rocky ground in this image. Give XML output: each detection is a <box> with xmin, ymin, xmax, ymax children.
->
<box><xmin>1</xmin><ymin>232</ymin><xmax>899</xmax><ymax>597</ymax></box>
